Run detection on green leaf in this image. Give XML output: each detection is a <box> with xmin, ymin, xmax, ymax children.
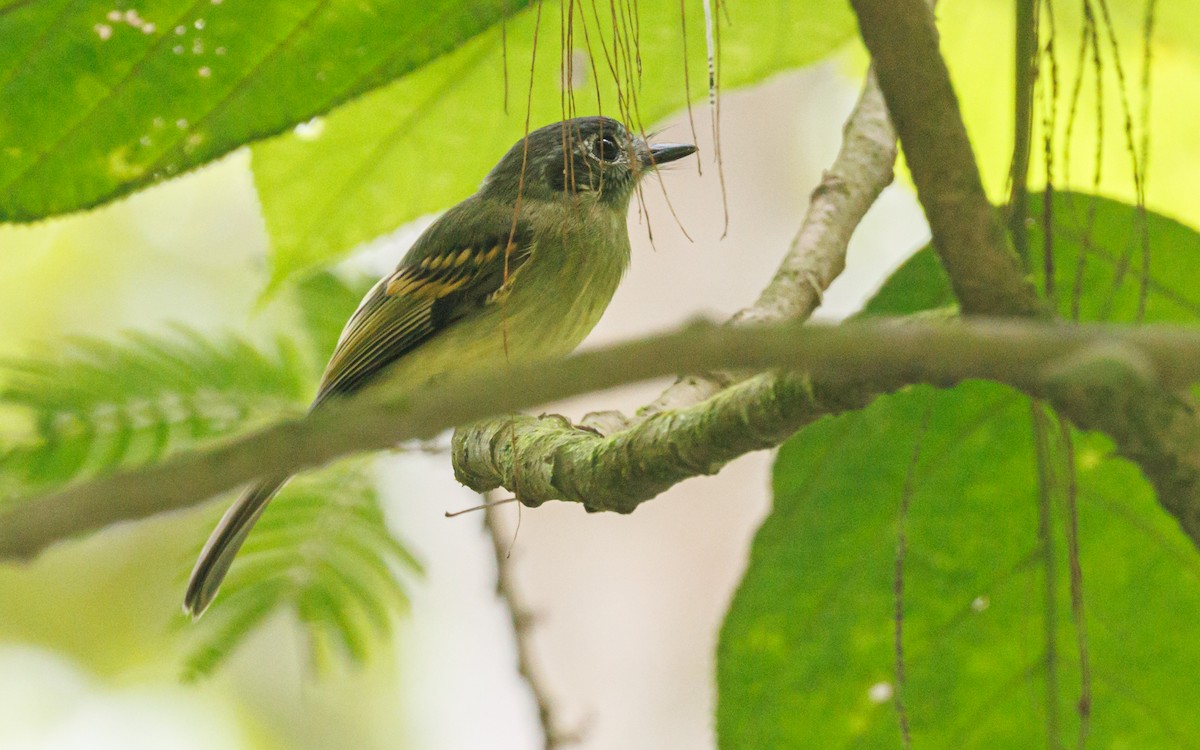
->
<box><xmin>183</xmin><ymin>461</ymin><xmax>419</xmax><ymax>678</ymax></box>
<box><xmin>0</xmin><ymin>0</ymin><xmax>519</xmax><ymax>221</ymax></box>
<box><xmin>865</xmin><ymin>192</ymin><xmax>1200</xmax><ymax>323</ymax></box>
<box><xmin>0</xmin><ymin>326</ymin><xmax>307</xmax><ymax>492</ymax></box>
<box><xmin>718</xmin><ymin>382</ymin><xmax>1200</xmax><ymax>747</ymax></box>
<box><xmin>1028</xmin><ymin>192</ymin><xmax>1200</xmax><ymax>323</ymax></box>
<box><xmin>717</xmin><ymin>195</ymin><xmax>1200</xmax><ymax>744</ymax></box>
<box><xmin>860</xmin><ymin>243</ymin><xmax>956</xmax><ymax>317</ymax></box>
<box><xmin>252</xmin><ymin>0</ymin><xmax>856</xmax><ymax>287</ymax></box>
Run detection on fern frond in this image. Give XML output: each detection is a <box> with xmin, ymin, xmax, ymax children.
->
<box><xmin>0</xmin><ymin>288</ymin><xmax>422</xmax><ymax>679</ymax></box>
<box><xmin>183</xmin><ymin>460</ymin><xmax>419</xmax><ymax>679</ymax></box>
<box><xmin>0</xmin><ymin>326</ymin><xmax>309</xmax><ymax>491</ymax></box>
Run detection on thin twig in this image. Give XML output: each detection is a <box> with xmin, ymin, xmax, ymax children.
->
<box><xmin>1040</xmin><ymin>0</ymin><xmax>1059</xmax><ymax>303</ymax></box>
<box><xmin>1031</xmin><ymin>401</ymin><xmax>1061</xmax><ymax>749</ymax></box>
<box><xmin>1008</xmin><ymin>0</ymin><xmax>1039</xmax><ymax>267</ymax></box>
<box><xmin>893</xmin><ymin>400</ymin><xmax>932</xmax><ymax>749</ymax></box>
<box><xmin>484</xmin><ymin>501</ymin><xmax>581</xmax><ymax>749</ymax></box>
<box><xmin>1057</xmin><ymin>417</ymin><xmax>1092</xmax><ymax>749</ymax></box>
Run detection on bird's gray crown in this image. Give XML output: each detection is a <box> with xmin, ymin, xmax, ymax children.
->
<box><xmin>480</xmin><ymin>116</ymin><xmax>646</xmax><ymax>205</ymax></box>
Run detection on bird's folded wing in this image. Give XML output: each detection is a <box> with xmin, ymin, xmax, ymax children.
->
<box><xmin>313</xmin><ymin>231</ymin><xmax>534</xmax><ymax>404</ymax></box>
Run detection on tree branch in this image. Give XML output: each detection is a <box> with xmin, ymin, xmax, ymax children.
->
<box><xmin>6</xmin><ymin>318</ymin><xmax>1200</xmax><ymax>559</ymax></box>
<box><xmin>451</xmin><ymin>321</ymin><xmax>1200</xmax><ymax>516</ymax></box>
<box><xmin>849</xmin><ymin>0</ymin><xmax>1200</xmax><ymax>546</ymax></box>
<box><xmin>731</xmin><ymin>69</ymin><xmax>897</xmax><ymax>327</ymax></box>
<box><xmin>483</xmin><ymin>503</ymin><xmax>580</xmax><ymax>749</ymax></box>
<box><xmin>8</xmin><ymin>17</ymin><xmax>1200</xmax><ymax>568</ymax></box>
<box><xmin>850</xmin><ymin>0</ymin><xmax>1044</xmax><ymax>318</ymax></box>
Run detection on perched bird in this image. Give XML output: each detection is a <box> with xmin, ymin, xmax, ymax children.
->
<box><xmin>184</xmin><ymin>116</ymin><xmax>696</xmax><ymax>616</ymax></box>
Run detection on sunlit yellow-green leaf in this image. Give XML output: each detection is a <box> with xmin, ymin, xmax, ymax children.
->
<box><xmin>936</xmin><ymin>0</ymin><xmax>1200</xmax><ymax>232</ymax></box>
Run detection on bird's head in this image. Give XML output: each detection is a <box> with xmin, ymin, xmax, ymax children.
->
<box><xmin>481</xmin><ymin>116</ymin><xmax>696</xmax><ymax>205</ymax></box>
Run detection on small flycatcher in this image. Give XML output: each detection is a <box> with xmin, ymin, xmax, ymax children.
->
<box><xmin>184</xmin><ymin>116</ymin><xmax>696</xmax><ymax>616</ymax></box>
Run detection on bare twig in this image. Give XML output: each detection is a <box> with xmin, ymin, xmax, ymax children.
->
<box><xmin>1031</xmin><ymin>401</ymin><xmax>1062</xmax><ymax>748</ymax></box>
<box><xmin>733</xmin><ymin>71</ymin><xmax>897</xmax><ymax>327</ymax></box>
<box><xmin>893</xmin><ymin>401</ymin><xmax>932</xmax><ymax>749</ymax></box>
<box><xmin>1008</xmin><ymin>0</ymin><xmax>1039</xmax><ymax>267</ymax></box>
<box><xmin>1057</xmin><ymin>416</ymin><xmax>1092</xmax><ymax>749</ymax></box>
<box><xmin>484</xmin><ymin>501</ymin><xmax>581</xmax><ymax>749</ymax></box>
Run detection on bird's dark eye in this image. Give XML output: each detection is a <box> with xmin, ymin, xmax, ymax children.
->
<box><xmin>592</xmin><ymin>135</ymin><xmax>622</xmax><ymax>162</ymax></box>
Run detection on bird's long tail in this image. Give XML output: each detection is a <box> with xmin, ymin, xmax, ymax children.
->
<box><xmin>183</xmin><ymin>474</ymin><xmax>289</xmax><ymax>618</ymax></box>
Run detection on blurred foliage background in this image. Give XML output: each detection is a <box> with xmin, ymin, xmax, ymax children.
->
<box><xmin>1</xmin><ymin>0</ymin><xmax>1199</xmax><ymax>747</ymax></box>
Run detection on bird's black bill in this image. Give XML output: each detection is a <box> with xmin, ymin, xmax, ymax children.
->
<box><xmin>645</xmin><ymin>143</ymin><xmax>697</xmax><ymax>167</ymax></box>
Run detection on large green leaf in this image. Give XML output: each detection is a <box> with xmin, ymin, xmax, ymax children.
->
<box><xmin>719</xmin><ymin>383</ymin><xmax>1200</xmax><ymax>747</ymax></box>
<box><xmin>0</xmin><ymin>0</ymin><xmax>517</xmax><ymax>221</ymax></box>
<box><xmin>252</xmin><ymin>0</ymin><xmax>856</xmax><ymax>287</ymax></box>
<box><xmin>1028</xmin><ymin>193</ymin><xmax>1200</xmax><ymax>322</ymax></box>
<box><xmin>858</xmin><ymin>243</ymin><xmax>956</xmax><ymax>318</ymax></box>
<box><xmin>718</xmin><ymin>194</ymin><xmax>1200</xmax><ymax>745</ymax></box>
